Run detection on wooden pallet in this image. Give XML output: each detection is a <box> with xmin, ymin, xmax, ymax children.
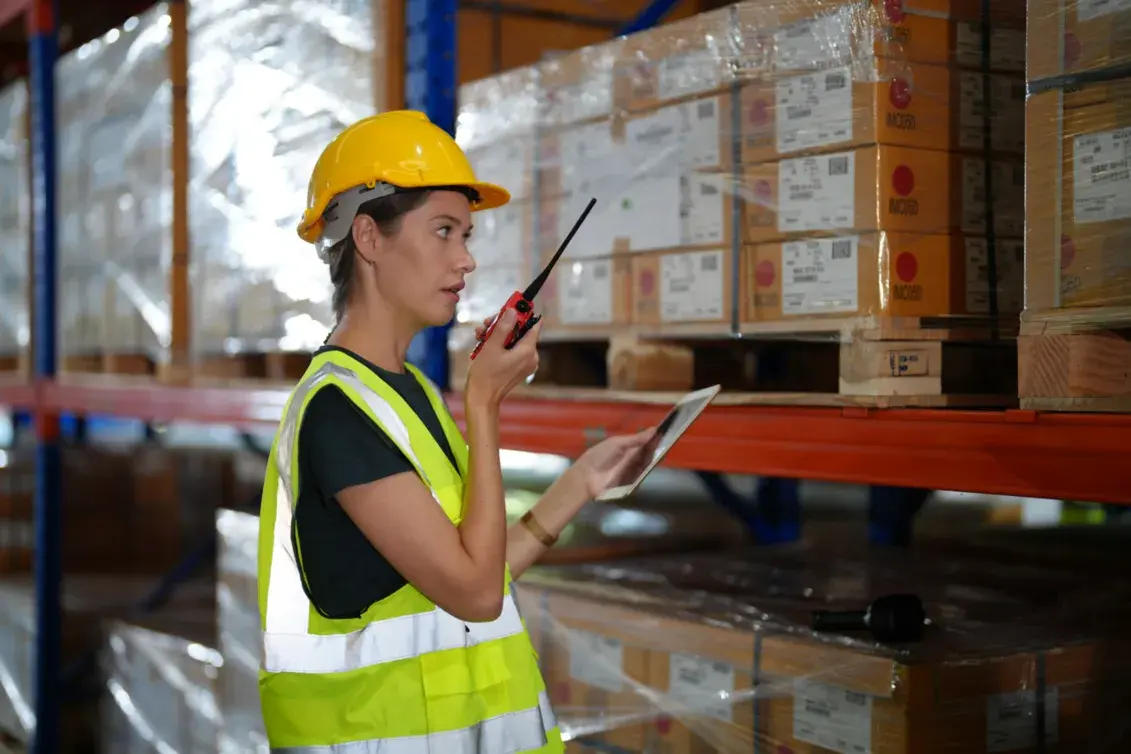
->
<box><xmin>159</xmin><ymin>351</ymin><xmax>312</xmax><ymax>384</ymax></box>
<box><xmin>1019</xmin><ymin>306</ymin><xmax>1131</xmax><ymax>413</ymax></box>
<box><xmin>465</xmin><ymin>315</ymin><xmax>1019</xmax><ymax>409</ymax></box>
<box><xmin>59</xmin><ymin>352</ymin><xmax>156</xmax><ymax>376</ymax></box>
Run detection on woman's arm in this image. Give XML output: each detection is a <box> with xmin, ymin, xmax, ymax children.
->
<box><xmin>505</xmin><ymin>468</ymin><xmax>589</xmax><ymax>580</ymax></box>
<box><xmin>336</xmin><ymin>397</ymin><xmax>510</xmax><ymax>622</ymax></box>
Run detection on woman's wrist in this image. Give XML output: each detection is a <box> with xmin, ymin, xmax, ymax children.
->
<box><xmin>529</xmin><ymin>466</ymin><xmax>591</xmax><ymax>540</ymax></box>
<box><xmin>463</xmin><ymin>386</ymin><xmax>500</xmax><ymax>424</ymax></box>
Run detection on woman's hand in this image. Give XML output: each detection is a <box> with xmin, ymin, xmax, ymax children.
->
<box><xmin>569</xmin><ymin>427</ymin><xmax>660</xmax><ymax>500</ymax></box>
<box><xmin>464</xmin><ymin>308</ymin><xmax>541</xmax><ymax>410</ymax></box>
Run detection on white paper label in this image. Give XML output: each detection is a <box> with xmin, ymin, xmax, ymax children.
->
<box><xmin>793</xmin><ymin>679</ymin><xmax>873</xmax><ymax>754</ymax></box>
<box><xmin>557</xmin><ymin>259</ymin><xmax>614</xmax><ymax>325</ymax></box>
<box><xmin>959</xmin><ymin>73</ymin><xmax>1025</xmax><ymax>153</ymax></box>
<box><xmin>1076</xmin><ymin>0</ymin><xmax>1131</xmax><ymax>23</ymax></box>
<box><xmin>782</xmin><ymin>236</ymin><xmax>859</xmax><ymax>315</ymax></box>
<box><xmin>778</xmin><ymin>151</ymin><xmax>855</xmax><ymax>232</ymax></box>
<box><xmin>568</xmin><ymin>630</ymin><xmax>623</xmax><ymax>693</ymax></box>
<box><xmin>685</xmin><ymin>173</ymin><xmax>727</xmax><ymax>246</ymax></box>
<box><xmin>773</xmin><ymin>8</ymin><xmax>854</xmax><ymax>71</ymax></box>
<box><xmin>964</xmin><ymin>238</ymin><xmax>1024</xmax><ymax>314</ymax></box>
<box><xmin>682</xmin><ymin>96</ymin><xmax>722</xmax><ymax>168</ymax></box>
<box><xmin>543</xmin><ymin>71</ymin><xmax>614</xmax><ymax>124</ymax></box>
<box><xmin>955</xmin><ymin>24</ymin><xmax>1026</xmax><ymax>72</ymax></box>
<box><xmin>961</xmin><ymin>158</ymin><xmax>1025</xmax><ymax>237</ymax></box>
<box><xmin>656</xmin><ymin>49</ymin><xmax>722</xmax><ymax>101</ymax></box>
<box><xmin>986</xmin><ymin>688</ymin><xmax>1060</xmax><ymax>752</ymax></box>
<box><xmin>775</xmin><ymin>67</ymin><xmax>853</xmax><ymax>154</ymax></box>
<box><xmin>468</xmin><ymin>205</ymin><xmax>526</xmax><ymax>267</ymax></box>
<box><xmin>661</xmin><ymin>250</ymin><xmax>724</xmax><ymax>322</ymax></box>
<box><xmin>1074</xmin><ymin>128</ymin><xmax>1131</xmax><ymax>224</ymax></box>
<box><xmin>667</xmin><ymin>653</ymin><xmax>735</xmax><ymax>722</ymax></box>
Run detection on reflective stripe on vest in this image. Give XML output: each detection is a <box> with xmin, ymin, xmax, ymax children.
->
<box><xmin>271</xmin><ymin>690</ymin><xmax>557</xmax><ymax>754</ymax></box>
<box><xmin>263</xmin><ymin>361</ymin><xmax>526</xmax><ymax>673</ymax></box>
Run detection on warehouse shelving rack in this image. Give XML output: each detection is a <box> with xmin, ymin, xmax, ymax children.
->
<box><xmin>1</xmin><ymin>0</ymin><xmax>1131</xmax><ymax>750</ymax></box>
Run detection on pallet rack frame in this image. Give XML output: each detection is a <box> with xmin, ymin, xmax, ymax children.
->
<box><xmin>2</xmin><ymin>0</ymin><xmax>1131</xmax><ymax>749</ymax></box>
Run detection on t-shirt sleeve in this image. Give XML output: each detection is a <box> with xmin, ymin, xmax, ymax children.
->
<box><xmin>299</xmin><ymin>386</ymin><xmax>415</xmax><ymax>500</ymax></box>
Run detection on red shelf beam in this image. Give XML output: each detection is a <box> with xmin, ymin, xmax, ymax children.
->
<box><xmin>2</xmin><ymin>379</ymin><xmax>1130</xmax><ymax>504</ymax></box>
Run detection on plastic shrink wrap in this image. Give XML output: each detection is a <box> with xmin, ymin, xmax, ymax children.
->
<box><xmin>0</xmin><ymin>577</ymin><xmax>215</xmax><ymax>750</ymax></box>
<box><xmin>52</xmin><ymin>0</ymin><xmax>382</xmax><ymax>372</ymax></box>
<box><xmin>56</xmin><ymin>5</ymin><xmax>175</xmax><ymax>371</ymax></box>
<box><xmin>214</xmin><ymin>504</ymin><xmax>1131</xmax><ymax>754</ymax></box>
<box><xmin>517</xmin><ymin>548</ymin><xmax>1131</xmax><ymax>753</ymax></box>
<box><xmin>213</xmin><ymin>499</ymin><xmax>747</xmax><ymax>751</ymax></box>
<box><xmin>449</xmin><ymin>0</ymin><xmax>1028</xmax><ymax>374</ymax></box>
<box><xmin>1020</xmin><ymin>0</ymin><xmax>1131</xmax><ymax>409</ymax></box>
<box><xmin>100</xmin><ymin>616</ymin><xmax>221</xmax><ymax>753</ymax></box>
<box><xmin>188</xmin><ymin>0</ymin><xmax>382</xmax><ymax>366</ymax></box>
<box><xmin>0</xmin><ymin>80</ymin><xmax>29</xmax><ymax>365</ymax></box>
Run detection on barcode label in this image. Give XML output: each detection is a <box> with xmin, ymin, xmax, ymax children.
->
<box><xmin>831</xmin><ymin>240</ymin><xmax>852</xmax><ymax>259</ymax></box>
<box><xmin>825</xmin><ymin>71</ymin><xmax>847</xmax><ymax>90</ymax></box>
<box><xmin>829</xmin><ymin>157</ymin><xmax>849</xmax><ymax>175</ymax></box>
<box><xmin>700</xmin><ymin>181</ymin><xmax>720</xmax><ymax>196</ymax></box>
<box><xmin>697</xmin><ymin>100</ymin><xmax>715</xmax><ymax>119</ymax></box>
<box><xmin>700</xmin><ymin>254</ymin><xmax>719</xmax><ymax>272</ymax></box>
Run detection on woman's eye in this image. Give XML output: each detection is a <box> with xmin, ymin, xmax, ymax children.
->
<box><xmin>437</xmin><ymin>226</ymin><xmax>451</xmax><ymax>239</ymax></box>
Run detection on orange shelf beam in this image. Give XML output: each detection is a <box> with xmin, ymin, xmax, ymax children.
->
<box><xmin>2</xmin><ymin>378</ymin><xmax>1130</xmax><ymax>504</ymax></box>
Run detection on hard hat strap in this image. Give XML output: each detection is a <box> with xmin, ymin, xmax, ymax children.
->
<box><xmin>315</xmin><ymin>182</ymin><xmax>398</xmax><ymax>261</ymax></box>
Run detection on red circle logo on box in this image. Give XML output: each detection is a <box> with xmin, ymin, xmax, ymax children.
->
<box><xmin>754</xmin><ymin>179</ymin><xmax>772</xmax><ymax>202</ymax></box>
<box><xmin>750</xmin><ymin>98</ymin><xmax>769</xmax><ymax>126</ymax></box>
<box><xmin>656</xmin><ymin>716</ymin><xmax>672</xmax><ymax>734</ymax></box>
<box><xmin>885</xmin><ymin>0</ymin><xmax>905</xmax><ymax>23</ymax></box>
<box><xmin>1061</xmin><ymin>235</ymin><xmax>1076</xmax><ymax>270</ymax></box>
<box><xmin>641</xmin><ymin>269</ymin><xmax>656</xmax><ymax>295</ymax></box>
<box><xmin>892</xmin><ymin>165</ymin><xmax>915</xmax><ymax>196</ymax></box>
<box><xmin>1065</xmin><ymin>32</ymin><xmax>1081</xmax><ymax>67</ymax></box>
<box><xmin>889</xmin><ymin>78</ymin><xmax>911</xmax><ymax>109</ymax></box>
<box><xmin>755</xmin><ymin>259</ymin><xmax>776</xmax><ymax>287</ymax></box>
<box><xmin>896</xmin><ymin>252</ymin><xmax>918</xmax><ymax>282</ymax></box>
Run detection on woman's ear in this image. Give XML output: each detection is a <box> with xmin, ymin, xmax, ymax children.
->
<box><xmin>351</xmin><ymin>214</ymin><xmax>380</xmax><ymax>266</ymax></box>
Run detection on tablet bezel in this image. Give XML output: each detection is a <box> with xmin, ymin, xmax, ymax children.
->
<box><xmin>594</xmin><ymin>384</ymin><xmax>722</xmax><ymax>502</ymax></box>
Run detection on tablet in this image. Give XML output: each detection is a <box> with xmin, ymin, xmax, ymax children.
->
<box><xmin>595</xmin><ymin>384</ymin><xmax>721</xmax><ymax>502</ymax></box>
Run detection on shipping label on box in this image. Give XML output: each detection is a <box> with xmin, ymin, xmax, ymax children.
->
<box><xmin>556</xmin><ymin>258</ymin><xmax>614</xmax><ymax>327</ymax></box>
<box><xmin>740</xmin><ymin>61</ymin><xmax>961</xmax><ymax>163</ymax></box>
<box><xmin>632</xmin><ymin>249</ymin><xmax>730</xmax><ymax>327</ymax></box>
<box><xmin>780</xmin><ymin>236</ymin><xmax>861</xmax><ymax>317</ymax></box>
<box><xmin>743</xmin><ymin>146</ymin><xmax>960</xmax><ymax>244</ymax></box>
<box><xmin>468</xmin><ymin>201</ymin><xmax>533</xmax><ymax>268</ymax></box>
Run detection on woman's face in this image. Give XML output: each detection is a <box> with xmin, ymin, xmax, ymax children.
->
<box><xmin>379</xmin><ymin>190</ymin><xmax>477</xmax><ymax>328</ymax></box>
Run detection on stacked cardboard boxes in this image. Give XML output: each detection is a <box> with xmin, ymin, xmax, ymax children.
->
<box><xmin>516</xmin><ymin>549</ymin><xmax>1131</xmax><ymax>753</ymax></box>
<box><xmin>0</xmin><ymin>80</ymin><xmax>29</xmax><ymax>370</ymax></box>
<box><xmin>450</xmin><ymin>0</ymin><xmax>1028</xmax><ymax>358</ymax></box>
<box><xmin>1020</xmin><ymin>0</ymin><xmax>1131</xmax><ymax>409</ymax></box>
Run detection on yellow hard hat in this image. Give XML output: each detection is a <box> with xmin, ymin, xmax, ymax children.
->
<box><xmin>297</xmin><ymin>110</ymin><xmax>510</xmax><ymax>248</ymax></box>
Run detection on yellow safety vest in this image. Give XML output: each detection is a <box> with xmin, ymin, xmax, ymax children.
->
<box><xmin>256</xmin><ymin>349</ymin><xmax>563</xmax><ymax>753</ymax></box>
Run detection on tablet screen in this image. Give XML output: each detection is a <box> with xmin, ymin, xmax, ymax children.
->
<box><xmin>595</xmin><ymin>384</ymin><xmax>721</xmax><ymax>501</ymax></box>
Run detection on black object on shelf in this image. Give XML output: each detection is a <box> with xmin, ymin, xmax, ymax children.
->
<box><xmin>811</xmin><ymin>593</ymin><xmax>927</xmax><ymax>643</ymax></box>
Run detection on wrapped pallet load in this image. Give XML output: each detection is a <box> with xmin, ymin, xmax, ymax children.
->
<box><xmin>1020</xmin><ymin>0</ymin><xmax>1131</xmax><ymax>412</ymax></box>
<box><xmin>0</xmin><ymin>80</ymin><xmax>29</xmax><ymax>374</ymax></box>
<box><xmin>53</xmin><ymin>0</ymin><xmax>385</xmax><ymax>380</ymax></box>
<box><xmin>448</xmin><ymin>0</ymin><xmax>1026</xmax><ymax>405</ymax></box>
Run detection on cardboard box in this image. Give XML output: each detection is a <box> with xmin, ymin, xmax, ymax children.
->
<box><xmin>741</xmin><ymin>146</ymin><xmax>1020</xmax><ymax>244</ymax></box>
<box><xmin>612</xmin><ymin>7</ymin><xmax>735</xmax><ymax>113</ymax></box>
<box><xmin>1025</xmin><ymin>84</ymin><xmax>1131</xmax><ymax>313</ymax></box>
<box><xmin>466</xmin><ymin>136</ymin><xmax>536</xmax><ymax>202</ymax></box>
<box><xmin>540</xmin><ymin>256</ymin><xmax>634</xmax><ymax>332</ymax></box>
<box><xmin>631</xmin><ymin>249</ymin><xmax>732</xmax><ymax>327</ymax></box>
<box><xmin>516</xmin><ymin>550</ymin><xmax>1131</xmax><ymax>754</ymax></box>
<box><xmin>738</xmin><ymin>62</ymin><xmax>1024</xmax><ymax>163</ymax></box>
<box><xmin>742</xmin><ymin>232</ymin><xmax>1023</xmax><ymax>322</ymax></box>
<box><xmin>1027</xmin><ymin>0</ymin><xmax>1131</xmax><ymax>81</ymax></box>
<box><xmin>468</xmin><ymin>198</ymin><xmax>535</xmax><ymax>269</ymax></box>
<box><xmin>736</xmin><ymin>0</ymin><xmax>1025</xmax><ymax>76</ymax></box>
<box><xmin>538</xmin><ymin>38</ymin><xmax>624</xmax><ymax>128</ymax></box>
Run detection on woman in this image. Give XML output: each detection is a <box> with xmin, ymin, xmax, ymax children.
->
<box><xmin>256</xmin><ymin>110</ymin><xmax>657</xmax><ymax>753</ymax></box>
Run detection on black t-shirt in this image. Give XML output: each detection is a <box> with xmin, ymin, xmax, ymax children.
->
<box><xmin>293</xmin><ymin>345</ymin><xmax>459</xmax><ymax>620</ymax></box>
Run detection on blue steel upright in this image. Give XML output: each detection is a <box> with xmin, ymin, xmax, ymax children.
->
<box><xmin>27</xmin><ymin>0</ymin><xmax>62</xmax><ymax>751</ymax></box>
<box><xmin>405</xmin><ymin>0</ymin><xmax>458</xmax><ymax>390</ymax></box>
